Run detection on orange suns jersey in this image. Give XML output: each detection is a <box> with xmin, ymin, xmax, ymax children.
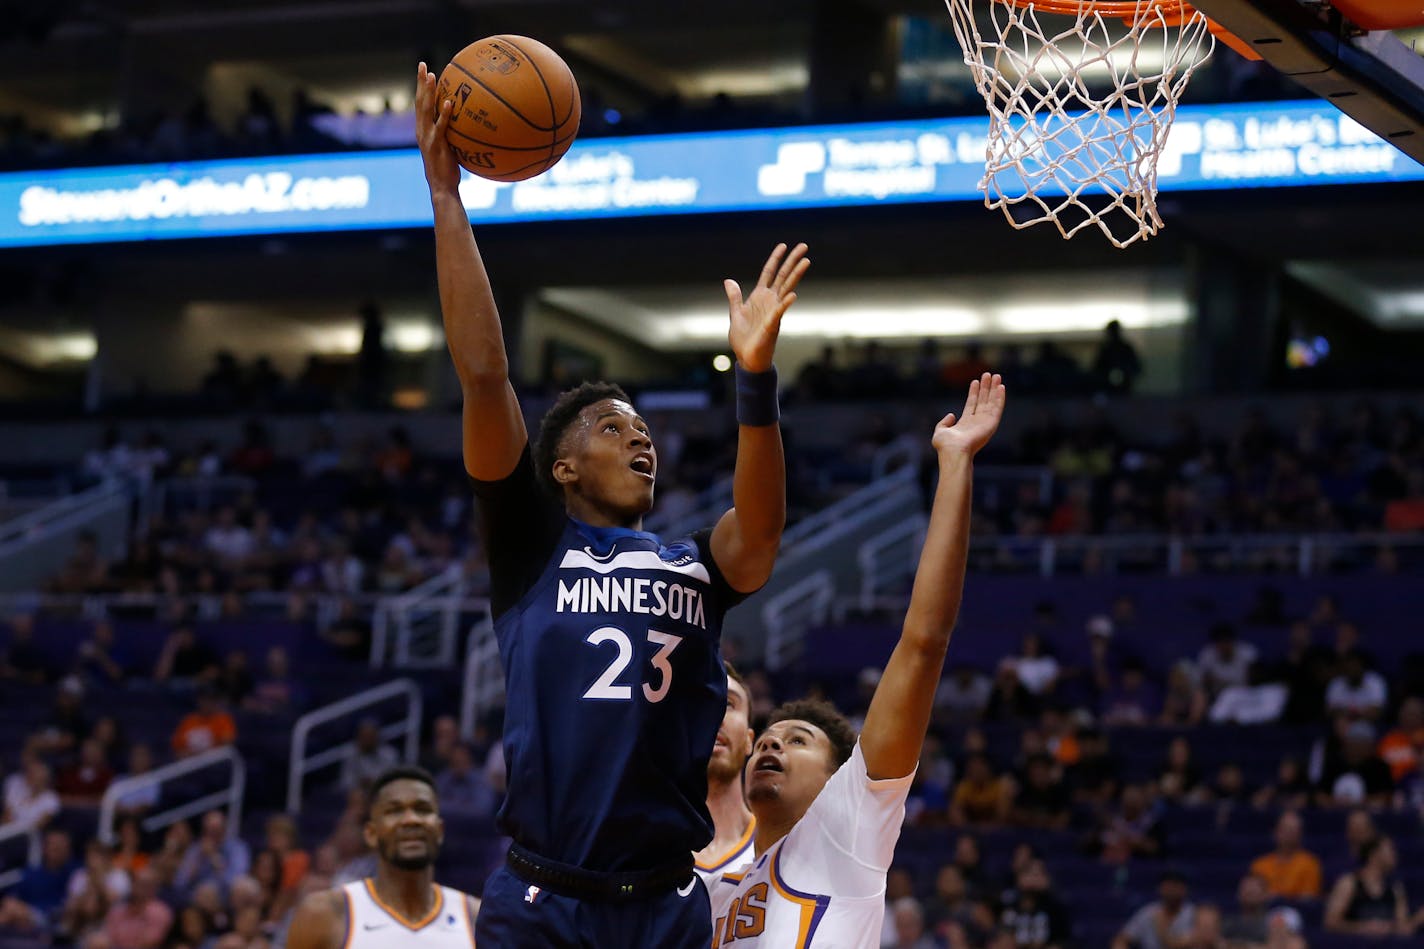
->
<box><xmin>707</xmin><ymin>742</ymin><xmax>913</xmax><ymax>948</ymax></box>
<box><xmin>341</xmin><ymin>879</ymin><xmax>476</xmax><ymax>948</ymax></box>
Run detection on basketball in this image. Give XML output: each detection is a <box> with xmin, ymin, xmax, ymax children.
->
<box><xmin>436</xmin><ymin>35</ymin><xmax>581</xmax><ymax>182</ymax></box>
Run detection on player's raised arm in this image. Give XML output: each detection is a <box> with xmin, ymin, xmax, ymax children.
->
<box><xmin>710</xmin><ymin>242</ymin><xmax>809</xmax><ymax>592</ymax></box>
<box><xmin>416</xmin><ymin>62</ymin><xmax>527</xmax><ymax>481</ymax></box>
<box><xmin>860</xmin><ymin>373</ymin><xmax>1005</xmax><ymax>781</ymax></box>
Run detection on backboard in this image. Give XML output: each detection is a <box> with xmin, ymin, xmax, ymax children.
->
<box><xmin>1191</xmin><ymin>0</ymin><xmax>1424</xmax><ymax>164</ymax></box>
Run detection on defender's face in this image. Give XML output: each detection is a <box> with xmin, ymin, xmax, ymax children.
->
<box><xmin>365</xmin><ymin>779</ymin><xmax>443</xmax><ymax>871</ymax></box>
<box><xmin>557</xmin><ymin>399</ymin><xmax>657</xmax><ymax>517</ymax></box>
<box><xmin>709</xmin><ymin>676</ymin><xmax>754</xmax><ymax>782</ymax></box>
<box><xmin>745</xmin><ymin>720</ymin><xmax>836</xmax><ymax>818</ymax></box>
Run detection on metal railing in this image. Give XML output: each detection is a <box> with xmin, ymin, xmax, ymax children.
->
<box><xmin>97</xmin><ymin>746</ymin><xmax>246</xmax><ymax>846</ymax></box>
<box><xmin>782</xmin><ymin>464</ymin><xmax>918</xmax><ymax>554</ymax></box>
<box><xmin>370</xmin><ymin>567</ymin><xmax>469</xmax><ymax>669</ymax></box>
<box><xmin>857</xmin><ymin>513</ymin><xmax>928</xmax><ymax>613</ymax></box>
<box><xmin>461</xmin><ymin>614</ymin><xmax>504</xmax><ymax>742</ymax></box>
<box><xmin>0</xmin><ymin>822</ymin><xmax>41</xmax><ymax>891</ymax></box>
<box><xmin>0</xmin><ymin>480</ymin><xmax>125</xmax><ymax>548</ymax></box>
<box><xmin>286</xmin><ymin>678</ymin><xmax>422</xmax><ymax>813</ymax></box>
<box><xmin>762</xmin><ymin>570</ymin><xmax>835</xmax><ymax>671</ymax></box>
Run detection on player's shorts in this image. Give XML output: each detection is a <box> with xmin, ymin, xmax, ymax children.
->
<box><xmin>476</xmin><ymin>863</ymin><xmax>711</xmax><ymax>948</ymax></box>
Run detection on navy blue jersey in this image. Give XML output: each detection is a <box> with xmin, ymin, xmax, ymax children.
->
<box><xmin>472</xmin><ymin>446</ymin><xmax>741</xmax><ymax>873</ymax></box>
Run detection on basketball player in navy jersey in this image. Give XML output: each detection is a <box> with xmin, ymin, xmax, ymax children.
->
<box><xmin>287</xmin><ymin>767</ymin><xmax>480</xmax><ymax>949</ymax></box>
<box><xmin>415</xmin><ymin>64</ymin><xmax>807</xmax><ymax>947</ymax></box>
<box><xmin>708</xmin><ymin>374</ymin><xmax>1005</xmax><ymax>948</ymax></box>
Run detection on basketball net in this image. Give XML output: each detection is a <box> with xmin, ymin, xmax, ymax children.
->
<box><xmin>943</xmin><ymin>0</ymin><xmax>1215</xmax><ymax>247</ymax></box>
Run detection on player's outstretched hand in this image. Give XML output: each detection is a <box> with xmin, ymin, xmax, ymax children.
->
<box><xmin>725</xmin><ymin>242</ymin><xmax>810</xmax><ymax>373</ymax></box>
<box><xmin>416</xmin><ymin>62</ymin><xmax>462</xmax><ymax>198</ymax></box>
<box><xmin>932</xmin><ymin>372</ymin><xmax>1006</xmax><ymax>459</ymax></box>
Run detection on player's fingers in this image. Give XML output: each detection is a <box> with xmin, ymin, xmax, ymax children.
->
<box><xmin>434</xmin><ymin>98</ymin><xmax>454</xmax><ymax>135</ymax></box>
<box><xmin>774</xmin><ymin>243</ymin><xmax>809</xmax><ymax>289</ymax></box>
<box><xmin>938</xmin><ymin>412</ymin><xmax>957</xmax><ymax>429</ymax></box>
<box><xmin>963</xmin><ymin>378</ymin><xmax>980</xmax><ymax>416</ymax></box>
<box><xmin>773</xmin><ymin>291</ymin><xmax>797</xmax><ymax>319</ymax></box>
<box><xmin>780</xmin><ymin>256</ymin><xmax>811</xmax><ymax>295</ymax></box>
<box><xmin>724</xmin><ymin>279</ymin><xmax>742</xmax><ymax>309</ymax></box>
<box><xmin>758</xmin><ymin>243</ymin><xmax>787</xmax><ymax>288</ymax></box>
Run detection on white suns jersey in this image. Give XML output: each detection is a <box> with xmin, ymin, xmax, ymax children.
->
<box><xmin>695</xmin><ymin>817</ymin><xmax>758</xmax><ymax>888</ymax></box>
<box><xmin>708</xmin><ymin>742</ymin><xmax>913</xmax><ymax>948</ymax></box>
<box><xmin>342</xmin><ymin>879</ymin><xmax>476</xmax><ymax>948</ymax></box>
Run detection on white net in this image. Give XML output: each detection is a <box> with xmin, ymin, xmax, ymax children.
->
<box><xmin>943</xmin><ymin>0</ymin><xmax>1215</xmax><ymax>247</ymax></box>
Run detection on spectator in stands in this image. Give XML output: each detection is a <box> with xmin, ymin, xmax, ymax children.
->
<box><xmin>175</xmin><ymin>810</ymin><xmax>251</xmax><ymax>896</ymax></box>
<box><xmin>1220</xmin><ymin>873</ymin><xmax>1297</xmax><ymax>949</ymax></box>
<box><xmin>113</xmin><ymin>744</ymin><xmax>159</xmax><ymax>817</ymax></box>
<box><xmin>33</xmin><ymin>674</ymin><xmax>90</xmax><ymax>757</ymax></box>
<box><xmin>97</xmin><ymin>866</ymin><xmax>173</xmax><ymax>949</ymax></box>
<box><xmin>924</xmin><ymin>865</ymin><xmax>985</xmax><ymax>943</ymax></box>
<box><xmin>1111</xmin><ymin>869</ymin><xmax>1196</xmax><ymax>949</ymax></box>
<box><xmin>171</xmin><ymin>687</ymin><xmax>237</xmax><ymax>758</ymax></box>
<box><xmin>1197</xmin><ymin>622</ymin><xmax>1258</xmax><ymax>698</ymax></box>
<box><xmin>61</xmin><ymin>839</ymin><xmax>130</xmax><ymax>943</ymax></box>
<box><xmin>50</xmin><ymin>530</ymin><xmax>111</xmax><ymax>594</ymax></box>
<box><xmin>435</xmin><ymin>742</ymin><xmax>498</xmax><ymax>820</ymax></box>
<box><xmin>245</xmin><ymin>646</ymin><xmax>303</xmax><ymax>715</ymax></box>
<box><xmin>153</xmin><ymin>626</ymin><xmax>219</xmax><ymax>686</ymax></box>
<box><xmin>216</xmin><ymin>650</ymin><xmax>254</xmax><ymax>706</ymax></box>
<box><xmin>0</xmin><ymin>828</ymin><xmax>78</xmax><ymax>935</ymax></box>
<box><xmin>113</xmin><ymin>817</ymin><xmax>149</xmax><ymax>875</ymax></box>
<box><xmin>340</xmin><ymin>718</ymin><xmax>397</xmax><ymax>791</ymax></box>
<box><xmin>1091</xmin><ymin>320</ymin><xmax>1142</xmax><ymax>394</ymax></box>
<box><xmin>1158</xmin><ymin>661</ymin><xmax>1207</xmax><ymax>727</ymax></box>
<box><xmin>1271</xmin><ymin>621</ymin><xmax>1332</xmax><ymax>724</ymax></box>
<box><xmin>168</xmin><ymin>905</ymin><xmax>210</xmax><ymax>949</ymax></box>
<box><xmin>1316</xmin><ymin>720</ymin><xmax>1393</xmax><ymax>808</ymax></box>
<box><xmin>249</xmin><ymin>849</ymin><xmax>283</xmax><ymax>924</ymax></box>
<box><xmin>57</xmin><ymin>737</ymin><xmax>116</xmax><ymax>804</ymax></box>
<box><xmin>1101</xmin><ymin>658</ymin><xmax>1159</xmax><ymax>726</ymax></box>
<box><xmin>3</xmin><ymin>758</ymin><xmax>60</xmax><ymax>829</ymax></box>
<box><xmin>950</xmin><ymin>753</ymin><xmax>1012</xmax><ymax>827</ymax></box>
<box><xmin>263</xmin><ymin>814</ymin><xmax>309</xmax><ymax>901</ymax></box>
<box><xmin>0</xmin><ymin>612</ymin><xmax>49</xmax><ymax>683</ymax></box>
<box><xmin>1378</xmin><ymin>695</ymin><xmax>1424</xmax><ymax>784</ymax></box>
<box><xmin>1249</xmin><ymin>811</ymin><xmax>1322</xmax><ymax>901</ymax></box>
<box><xmin>1096</xmin><ymin>784</ymin><xmax>1164</xmax><ymax>864</ymax></box>
<box><xmin>1070</xmin><ymin>728</ymin><xmax>1121</xmax><ymax>806</ymax></box>
<box><xmin>986</xmin><ymin>660</ymin><xmax>1038</xmax><ymax>721</ymax></box>
<box><xmin>204</xmin><ymin>506</ymin><xmax>255</xmax><ymax>567</ymax></box>
<box><xmin>1325</xmin><ymin>652</ymin><xmax>1388</xmax><ymax>722</ymax></box>
<box><xmin>76</xmin><ymin>620</ymin><xmax>131</xmax><ymax>686</ymax></box>
<box><xmin>1252</xmin><ymin>756</ymin><xmax>1311</xmax><ymax>812</ymax></box>
<box><xmin>419</xmin><ymin>715</ymin><xmax>461</xmax><ymax>774</ymax></box>
<box><xmin>1010</xmin><ymin>753</ymin><xmax>1070</xmax><ymax>829</ymax></box>
<box><xmin>1010</xmin><ymin>633</ymin><xmax>1060</xmax><ymax>698</ymax></box>
<box><xmin>1155</xmin><ymin>736</ymin><xmax>1206</xmax><ymax>805</ymax></box>
<box><xmin>999</xmin><ymin>857</ymin><xmax>1071</xmax><ymax>949</ymax></box>
<box><xmin>887</xmin><ymin>896</ymin><xmax>938</xmax><ymax>949</ymax></box>
<box><xmin>936</xmin><ymin>665</ymin><xmax>992</xmax><ymax>726</ymax></box>
<box><xmin>320</xmin><ymin>538</ymin><xmax>364</xmax><ymax>594</ymax></box>
<box><xmin>1324</xmin><ymin>836</ymin><xmax>1421</xmax><ymax>938</ymax></box>
<box><xmin>952</xmin><ymin>834</ymin><xmax>991</xmax><ymax>900</ymax></box>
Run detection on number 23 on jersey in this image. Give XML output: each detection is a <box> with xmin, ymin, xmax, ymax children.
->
<box><xmin>582</xmin><ymin>626</ymin><xmax>683</xmax><ymax>703</ymax></box>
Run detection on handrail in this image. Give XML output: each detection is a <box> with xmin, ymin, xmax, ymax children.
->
<box><xmin>0</xmin><ymin>480</ymin><xmax>127</xmax><ymax>552</ymax></box>
<box><xmin>460</xmin><ymin>615</ymin><xmax>504</xmax><ymax>742</ymax></box>
<box><xmin>762</xmin><ymin>570</ymin><xmax>835</xmax><ymax>671</ymax></box>
<box><xmin>370</xmin><ymin>566</ymin><xmax>464</xmax><ymax>669</ymax></box>
<box><xmin>857</xmin><ymin>513</ymin><xmax>928</xmax><ymax>613</ymax></box>
<box><xmin>286</xmin><ymin>678</ymin><xmax>422</xmax><ymax>813</ymax></box>
<box><xmin>97</xmin><ymin>745</ymin><xmax>245</xmax><ymax>846</ymax></box>
<box><xmin>0</xmin><ymin>822</ymin><xmax>41</xmax><ymax>891</ymax></box>
<box><xmin>782</xmin><ymin>465</ymin><xmax>917</xmax><ymax>551</ymax></box>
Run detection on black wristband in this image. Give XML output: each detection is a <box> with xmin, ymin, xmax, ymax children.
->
<box><xmin>735</xmin><ymin>364</ymin><xmax>779</xmax><ymax>427</ymax></box>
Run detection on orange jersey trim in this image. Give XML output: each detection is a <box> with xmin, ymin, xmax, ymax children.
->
<box><xmin>362</xmin><ymin>878</ymin><xmax>445</xmax><ymax>931</ymax></box>
<box><xmin>697</xmin><ymin>818</ymin><xmax>757</xmax><ymax>872</ymax></box>
<box><xmin>766</xmin><ymin>846</ymin><xmax>831</xmax><ymax>948</ymax></box>
<box><xmin>341</xmin><ymin>888</ymin><xmax>355</xmax><ymax>949</ymax></box>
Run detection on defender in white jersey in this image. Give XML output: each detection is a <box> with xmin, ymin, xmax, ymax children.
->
<box><xmin>709</xmin><ymin>374</ymin><xmax>1006</xmax><ymax>948</ymax></box>
<box><xmin>696</xmin><ymin>663</ymin><xmax>757</xmax><ymax>887</ymax></box>
<box><xmin>288</xmin><ymin>767</ymin><xmax>480</xmax><ymax>949</ymax></box>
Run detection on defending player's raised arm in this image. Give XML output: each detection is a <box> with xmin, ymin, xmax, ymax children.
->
<box><xmin>710</xmin><ymin>243</ymin><xmax>809</xmax><ymax>592</ymax></box>
<box><xmin>860</xmin><ymin>373</ymin><xmax>1006</xmax><ymax>781</ymax></box>
<box><xmin>416</xmin><ymin>62</ymin><xmax>527</xmax><ymax>481</ymax></box>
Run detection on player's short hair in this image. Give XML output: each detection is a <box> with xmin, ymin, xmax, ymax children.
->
<box><xmin>768</xmin><ymin>699</ymin><xmax>856</xmax><ymax>770</ymax></box>
<box><xmin>534</xmin><ymin>381</ymin><xmax>633</xmax><ymax>494</ymax></box>
<box><xmin>367</xmin><ymin>765</ymin><xmax>437</xmax><ymax>817</ymax></box>
<box><xmin>724</xmin><ymin>660</ymin><xmax>746</xmax><ymax>690</ymax></box>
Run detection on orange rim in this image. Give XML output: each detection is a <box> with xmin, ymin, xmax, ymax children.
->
<box><xmin>997</xmin><ymin>0</ymin><xmax>1197</xmax><ymax>17</ymax></box>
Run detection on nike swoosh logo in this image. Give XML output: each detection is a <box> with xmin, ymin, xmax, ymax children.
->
<box><xmin>583</xmin><ymin>546</ymin><xmax>618</xmax><ymax>563</ymax></box>
<box><xmin>677</xmin><ymin>879</ymin><xmax>697</xmax><ymax>898</ymax></box>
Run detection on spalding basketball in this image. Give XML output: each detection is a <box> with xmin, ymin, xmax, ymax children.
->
<box><xmin>437</xmin><ymin>35</ymin><xmax>581</xmax><ymax>182</ymax></box>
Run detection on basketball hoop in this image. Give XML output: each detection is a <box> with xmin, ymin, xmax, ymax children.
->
<box><xmin>943</xmin><ymin>0</ymin><xmax>1222</xmax><ymax>247</ymax></box>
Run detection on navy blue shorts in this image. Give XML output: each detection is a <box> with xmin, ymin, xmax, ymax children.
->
<box><xmin>475</xmin><ymin>864</ymin><xmax>711</xmax><ymax>948</ymax></box>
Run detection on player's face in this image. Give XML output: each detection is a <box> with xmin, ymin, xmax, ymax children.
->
<box><xmin>558</xmin><ymin>399</ymin><xmax>657</xmax><ymax>518</ymax></box>
<box><xmin>365</xmin><ymin>779</ymin><xmax>444</xmax><ymax>872</ymax></box>
<box><xmin>744</xmin><ymin>719</ymin><xmax>836</xmax><ymax>818</ymax></box>
<box><xmin>709</xmin><ymin>676</ymin><xmax>754</xmax><ymax>783</ymax></box>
